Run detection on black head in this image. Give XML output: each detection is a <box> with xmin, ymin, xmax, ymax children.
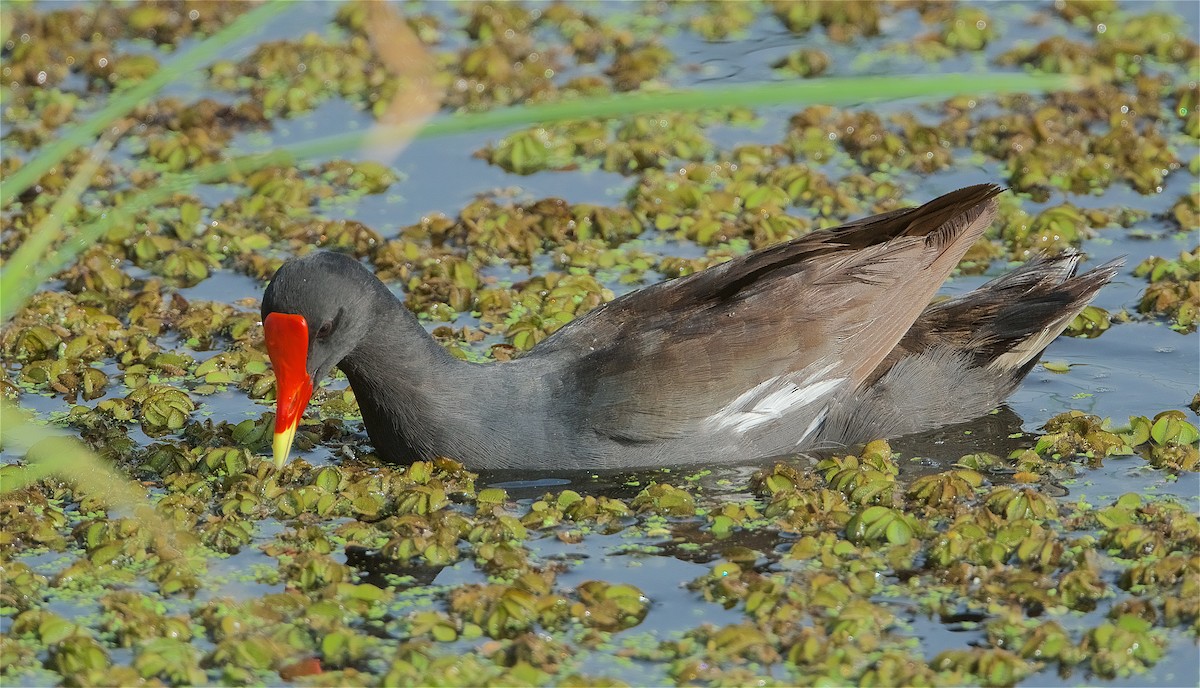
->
<box><xmin>261</xmin><ymin>251</ymin><xmax>385</xmax><ymax>383</ymax></box>
<box><xmin>261</xmin><ymin>251</ymin><xmax>385</xmax><ymax>466</ymax></box>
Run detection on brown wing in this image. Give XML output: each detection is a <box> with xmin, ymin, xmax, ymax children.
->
<box><xmin>533</xmin><ymin>185</ymin><xmax>1003</xmax><ymax>442</ymax></box>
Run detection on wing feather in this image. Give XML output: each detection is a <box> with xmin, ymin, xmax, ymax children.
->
<box><xmin>533</xmin><ymin>185</ymin><xmax>1003</xmax><ymax>444</ymax></box>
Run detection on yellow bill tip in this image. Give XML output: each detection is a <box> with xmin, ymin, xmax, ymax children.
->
<box><xmin>273</xmin><ymin>424</ymin><xmax>298</xmax><ymax>469</ymax></box>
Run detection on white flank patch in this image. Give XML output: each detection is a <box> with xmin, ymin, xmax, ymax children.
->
<box><xmin>991</xmin><ymin>320</ymin><xmax>1068</xmax><ymax>371</ymax></box>
<box><xmin>708</xmin><ymin>362</ymin><xmax>846</xmax><ymax>434</ymax></box>
<box><xmin>797</xmin><ymin>406</ymin><xmax>830</xmax><ymax>445</ymax></box>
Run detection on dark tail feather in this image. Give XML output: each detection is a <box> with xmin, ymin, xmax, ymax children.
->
<box><xmin>867</xmin><ymin>254</ymin><xmax>1123</xmax><ymax>385</ymax></box>
<box><xmin>828</xmin><ymin>254</ymin><xmax>1122</xmax><ymax>447</ymax></box>
<box><xmin>973</xmin><ymin>255</ymin><xmax>1123</xmax><ymax>374</ymax></box>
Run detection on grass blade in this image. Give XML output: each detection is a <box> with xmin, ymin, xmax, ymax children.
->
<box><xmin>0</xmin><ymin>131</ymin><xmax>119</xmax><ymax>319</ymax></box>
<box><xmin>1</xmin><ymin>401</ymin><xmax>194</xmax><ymax>559</ymax></box>
<box><xmin>0</xmin><ymin>0</ymin><xmax>293</xmax><ymax>207</ymax></box>
<box><xmin>2</xmin><ymin>71</ymin><xmax>1079</xmax><ymax>319</ymax></box>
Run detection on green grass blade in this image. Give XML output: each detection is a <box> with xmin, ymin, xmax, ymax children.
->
<box><xmin>0</xmin><ymin>401</ymin><xmax>195</xmax><ymax>559</ymax></box>
<box><xmin>0</xmin><ymin>135</ymin><xmax>115</xmax><ymax>318</ymax></box>
<box><xmin>5</xmin><ymin>152</ymin><xmax>294</xmax><ymax>316</ymax></box>
<box><xmin>262</xmin><ymin>72</ymin><xmax>1080</xmax><ymax>162</ymax></box>
<box><xmin>416</xmin><ymin>73</ymin><xmax>1080</xmax><ymax>137</ymax></box>
<box><xmin>0</xmin><ymin>0</ymin><xmax>293</xmax><ymax>207</ymax></box>
<box><xmin>2</xmin><ymin>71</ymin><xmax>1078</xmax><ymax>320</ymax></box>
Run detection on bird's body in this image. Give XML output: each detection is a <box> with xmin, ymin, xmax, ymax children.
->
<box><xmin>261</xmin><ymin>185</ymin><xmax>1119</xmax><ymax>470</ymax></box>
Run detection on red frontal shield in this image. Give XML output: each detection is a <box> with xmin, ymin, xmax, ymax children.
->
<box><xmin>264</xmin><ymin>312</ymin><xmax>313</xmax><ymax>467</ymax></box>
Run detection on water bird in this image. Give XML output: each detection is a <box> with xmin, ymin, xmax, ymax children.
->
<box><xmin>261</xmin><ymin>184</ymin><xmax>1118</xmax><ymax>470</ymax></box>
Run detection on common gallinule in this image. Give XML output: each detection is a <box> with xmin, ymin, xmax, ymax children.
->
<box><xmin>262</xmin><ymin>184</ymin><xmax>1118</xmax><ymax>470</ymax></box>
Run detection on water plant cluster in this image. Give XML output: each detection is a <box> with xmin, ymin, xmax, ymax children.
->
<box><xmin>2</xmin><ymin>418</ymin><xmax>1197</xmax><ymax>686</ymax></box>
<box><xmin>1</xmin><ymin>1</ymin><xmax>1197</xmax><ymax>685</ymax></box>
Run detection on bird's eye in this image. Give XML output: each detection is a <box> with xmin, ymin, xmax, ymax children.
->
<box><xmin>315</xmin><ymin>321</ymin><xmax>333</xmax><ymax>338</ymax></box>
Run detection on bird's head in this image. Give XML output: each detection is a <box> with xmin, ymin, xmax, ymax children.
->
<box><xmin>260</xmin><ymin>252</ymin><xmax>378</xmax><ymax>467</ymax></box>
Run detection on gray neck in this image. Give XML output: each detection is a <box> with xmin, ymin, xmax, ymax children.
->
<box><xmin>336</xmin><ymin>292</ymin><xmax>572</xmax><ymax>469</ymax></box>
<box><xmin>336</xmin><ymin>296</ymin><xmax>469</xmax><ymax>464</ymax></box>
